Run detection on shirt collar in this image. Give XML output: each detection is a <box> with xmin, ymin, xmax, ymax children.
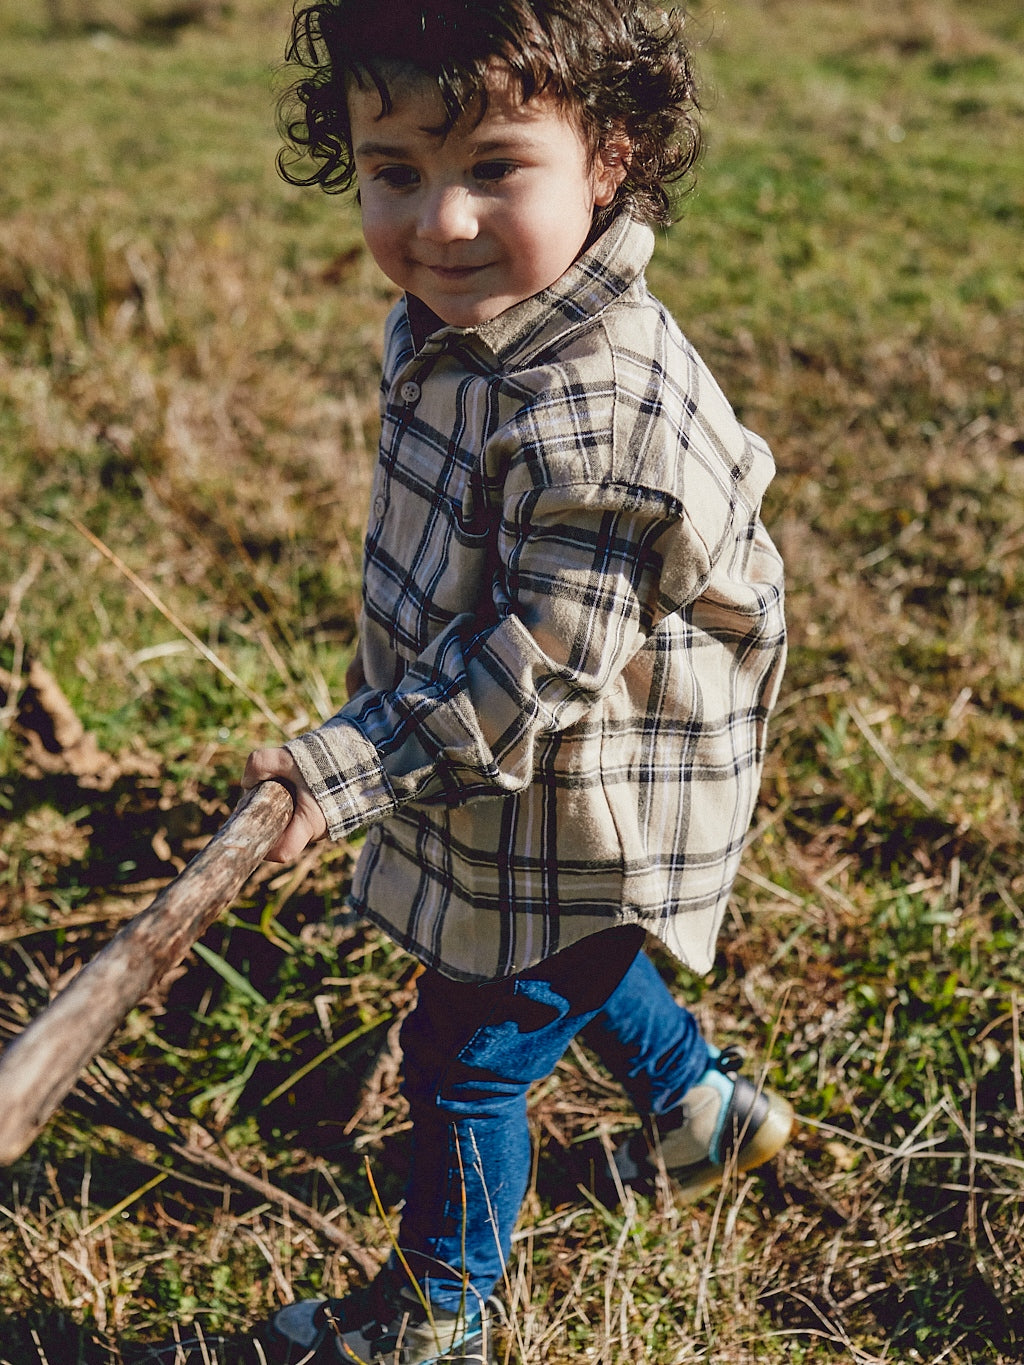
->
<box><xmin>403</xmin><ymin>214</ymin><xmax>656</xmax><ymax>368</ymax></box>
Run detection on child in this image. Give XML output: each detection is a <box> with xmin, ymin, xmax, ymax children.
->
<box><xmin>240</xmin><ymin>1</ymin><xmax>793</xmax><ymax>1360</ymax></box>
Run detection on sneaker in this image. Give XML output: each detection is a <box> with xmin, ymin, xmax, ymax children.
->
<box><xmin>612</xmin><ymin>1046</ymin><xmax>795</xmax><ymax>1203</ymax></box>
<box><xmin>263</xmin><ymin>1269</ymin><xmax>494</xmax><ymax>1364</ymax></box>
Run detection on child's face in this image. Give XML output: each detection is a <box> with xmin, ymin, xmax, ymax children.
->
<box><xmin>349</xmin><ymin>67</ymin><xmax>626</xmax><ymax>327</ymax></box>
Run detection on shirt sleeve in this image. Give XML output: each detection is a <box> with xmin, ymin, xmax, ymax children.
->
<box><xmin>285</xmin><ymin>476</ymin><xmax>713</xmax><ymax>841</ymax></box>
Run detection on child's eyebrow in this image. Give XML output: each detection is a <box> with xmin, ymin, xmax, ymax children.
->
<box><xmin>469</xmin><ymin>137</ymin><xmax>536</xmax><ymax>156</ymax></box>
<box><xmin>354</xmin><ymin>133</ymin><xmax>540</xmax><ymax>160</ymax></box>
<box><xmin>354</xmin><ymin>141</ymin><xmax>413</xmax><ymax>160</ymax></box>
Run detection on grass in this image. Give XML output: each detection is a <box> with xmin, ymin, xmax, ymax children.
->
<box><xmin>1</xmin><ymin>0</ymin><xmax>1023</xmax><ymax>1360</ymax></box>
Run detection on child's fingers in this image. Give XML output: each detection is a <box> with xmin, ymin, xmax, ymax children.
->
<box><xmin>264</xmin><ymin>800</ymin><xmax>327</xmax><ymax>862</ymax></box>
<box><xmin>242</xmin><ymin>745</ymin><xmax>302</xmax><ymax>791</ymax></box>
<box><xmin>241</xmin><ymin>747</ymin><xmax>328</xmax><ymax>860</ymax></box>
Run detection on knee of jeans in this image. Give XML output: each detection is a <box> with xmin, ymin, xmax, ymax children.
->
<box><xmin>402</xmin><ymin>1070</ymin><xmax>532</xmax><ymax>1123</ymax></box>
<box><xmin>402</xmin><ymin>1024</ymin><xmax>563</xmax><ymax>1116</ymax></box>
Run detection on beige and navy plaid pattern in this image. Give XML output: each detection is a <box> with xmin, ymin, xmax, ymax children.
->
<box><xmin>287</xmin><ymin>214</ymin><xmax>786</xmax><ymax>981</ymax></box>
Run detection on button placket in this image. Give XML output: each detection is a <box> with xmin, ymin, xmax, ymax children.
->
<box><xmin>377</xmin><ymin>379</ymin><xmax>418</xmax><ymax>520</ymax></box>
<box><xmin>377</xmin><ymin>357</ymin><xmax>429</xmax><ymax>522</ymax></box>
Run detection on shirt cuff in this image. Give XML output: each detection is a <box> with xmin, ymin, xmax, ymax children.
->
<box><xmin>285</xmin><ymin>718</ymin><xmax>397</xmax><ymax>841</ymax></box>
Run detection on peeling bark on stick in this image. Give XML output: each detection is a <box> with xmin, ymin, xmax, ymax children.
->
<box><xmin>0</xmin><ymin>780</ymin><xmax>294</xmax><ymax>1166</ymax></box>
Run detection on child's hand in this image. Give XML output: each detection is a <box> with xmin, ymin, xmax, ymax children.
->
<box><xmin>242</xmin><ymin>747</ymin><xmax>328</xmax><ymax>863</ymax></box>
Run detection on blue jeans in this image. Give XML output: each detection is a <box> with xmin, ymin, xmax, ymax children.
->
<box><xmin>396</xmin><ymin>927</ymin><xmax>709</xmax><ymax>1310</ymax></box>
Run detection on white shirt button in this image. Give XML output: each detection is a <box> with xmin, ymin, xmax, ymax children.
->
<box><xmin>400</xmin><ymin>381</ymin><xmax>421</xmax><ymax>404</ymax></box>
<box><xmin>374</xmin><ymin>495</ymin><xmax>387</xmax><ymax>518</ymax></box>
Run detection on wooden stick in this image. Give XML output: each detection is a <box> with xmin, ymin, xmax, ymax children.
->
<box><xmin>0</xmin><ymin>780</ymin><xmax>293</xmax><ymax>1166</ymax></box>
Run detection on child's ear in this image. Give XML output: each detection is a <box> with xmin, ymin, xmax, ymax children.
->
<box><xmin>594</xmin><ymin>131</ymin><xmax>631</xmax><ymax>207</ymax></box>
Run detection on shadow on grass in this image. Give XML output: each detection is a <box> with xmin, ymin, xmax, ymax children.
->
<box><xmin>0</xmin><ymin>1310</ymin><xmax>269</xmax><ymax>1365</ymax></box>
<box><xmin>0</xmin><ymin>1308</ymin><xmax>115</xmax><ymax>1365</ymax></box>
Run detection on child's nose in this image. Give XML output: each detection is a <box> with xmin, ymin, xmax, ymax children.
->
<box><xmin>417</xmin><ymin>184</ymin><xmax>479</xmax><ymax>243</ymax></box>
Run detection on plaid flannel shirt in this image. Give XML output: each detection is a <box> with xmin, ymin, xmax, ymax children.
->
<box><xmin>287</xmin><ymin>213</ymin><xmax>786</xmax><ymax>982</ymax></box>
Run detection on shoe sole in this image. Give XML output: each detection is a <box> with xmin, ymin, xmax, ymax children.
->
<box><xmin>266</xmin><ymin>1321</ymin><xmax>495</xmax><ymax>1365</ymax></box>
<box><xmin>440</xmin><ymin>1340</ymin><xmax>496</xmax><ymax>1365</ymax></box>
<box><xmin>314</xmin><ymin>1336</ymin><xmax>495</xmax><ymax>1364</ymax></box>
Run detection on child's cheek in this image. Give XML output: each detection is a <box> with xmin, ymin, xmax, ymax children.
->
<box><xmin>359</xmin><ymin>198</ymin><xmax>404</xmax><ymax>284</ymax></box>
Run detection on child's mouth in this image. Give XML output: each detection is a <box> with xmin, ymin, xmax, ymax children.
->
<box><xmin>422</xmin><ymin>263</ymin><xmax>489</xmax><ymax>280</ymax></box>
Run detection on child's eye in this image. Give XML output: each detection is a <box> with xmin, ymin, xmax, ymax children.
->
<box><xmin>472</xmin><ymin>160</ymin><xmax>518</xmax><ymax>183</ymax></box>
<box><xmin>374</xmin><ymin>165</ymin><xmax>419</xmax><ymax>189</ymax></box>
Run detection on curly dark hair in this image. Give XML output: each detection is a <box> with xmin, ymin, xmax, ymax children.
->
<box><xmin>277</xmin><ymin>0</ymin><xmax>702</xmax><ymax>227</ymax></box>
